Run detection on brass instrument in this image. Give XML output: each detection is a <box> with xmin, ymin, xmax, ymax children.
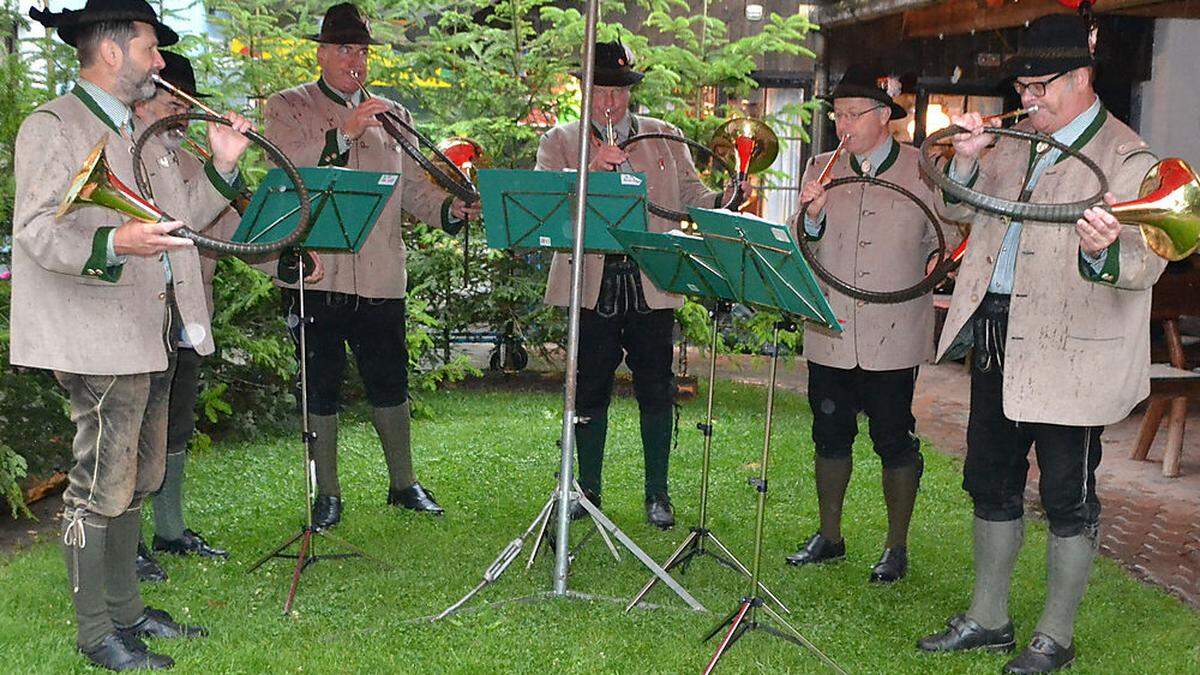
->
<box><xmin>1114</xmin><ymin>158</ymin><xmax>1200</xmax><ymax>261</ymax></box>
<box><xmin>349</xmin><ymin>70</ymin><xmax>480</xmax><ymax>204</ymax></box>
<box><xmin>709</xmin><ymin>118</ymin><xmax>779</xmax><ymax>183</ymax></box>
<box><xmin>437</xmin><ymin>137</ymin><xmax>488</xmax><ymax>180</ymax></box>
<box><xmin>815</xmin><ymin>134</ymin><xmax>849</xmax><ymax>185</ymax></box>
<box><xmin>133</xmin><ymin>74</ymin><xmax>313</xmax><ymax>255</ymax></box>
<box><xmin>59</xmin><ymin>137</ymin><xmax>169</xmax><ymax>223</ymax></box>
<box><xmin>981</xmin><ymin>105</ymin><xmax>1038</xmax><ymax>124</ymax></box>
<box><xmin>604</xmin><ymin>107</ymin><xmax>616</xmax><ymax>146</ymax></box>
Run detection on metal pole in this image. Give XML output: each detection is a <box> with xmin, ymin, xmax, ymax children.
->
<box><xmin>554</xmin><ymin>0</ymin><xmax>600</xmax><ymax>596</ymax></box>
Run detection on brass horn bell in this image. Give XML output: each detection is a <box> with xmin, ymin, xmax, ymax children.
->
<box><xmin>437</xmin><ymin>137</ymin><xmax>488</xmax><ymax>180</ymax></box>
<box><xmin>709</xmin><ymin>118</ymin><xmax>779</xmax><ymax>178</ymax></box>
<box><xmin>1113</xmin><ymin>158</ymin><xmax>1200</xmax><ymax>261</ymax></box>
<box><xmin>58</xmin><ymin>136</ymin><xmax>166</xmax><ymax>223</ymax></box>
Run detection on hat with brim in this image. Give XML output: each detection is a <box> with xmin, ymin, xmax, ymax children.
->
<box><xmin>307</xmin><ymin>3</ymin><xmax>385</xmax><ymax>46</ymax></box>
<box><xmin>1004</xmin><ymin>14</ymin><xmax>1095</xmax><ymax>77</ymax></box>
<box><xmin>822</xmin><ymin>64</ymin><xmax>907</xmax><ymax>120</ymax></box>
<box><xmin>30</xmin><ymin>0</ymin><xmax>178</xmax><ymax>48</ymax></box>
<box><xmin>571</xmin><ymin>41</ymin><xmax>644</xmax><ymax>88</ymax></box>
<box><xmin>158</xmin><ymin>51</ymin><xmax>210</xmax><ymax>99</ymax></box>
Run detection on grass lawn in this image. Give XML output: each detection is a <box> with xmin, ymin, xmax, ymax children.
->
<box><xmin>1</xmin><ymin>382</ymin><xmax>1197</xmax><ymax>673</ymax></box>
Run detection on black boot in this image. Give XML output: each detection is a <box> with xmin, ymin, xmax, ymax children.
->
<box><xmin>80</xmin><ymin>632</ymin><xmax>174</xmax><ymax>671</ymax></box>
<box><xmin>785</xmin><ymin>533</ymin><xmax>845</xmax><ymax>566</ymax></box>
<box><xmin>136</xmin><ymin>540</ymin><xmax>167</xmax><ymax>583</ymax></box>
<box><xmin>870</xmin><ymin>546</ymin><xmax>908</xmax><ymax>583</ymax></box>
<box><xmin>387</xmin><ymin>482</ymin><xmax>444</xmax><ymax>515</ymax></box>
<box><xmin>645</xmin><ymin>493</ymin><xmax>675</xmax><ymax>530</ymax></box>
<box><xmin>311</xmin><ymin>495</ymin><xmax>342</xmax><ymax>530</ymax></box>
<box><xmin>574</xmin><ymin>409</ymin><xmax>608</xmax><ymax>502</ymax></box>
<box><xmin>1004</xmin><ymin>633</ymin><xmax>1076</xmax><ymax>673</ymax></box>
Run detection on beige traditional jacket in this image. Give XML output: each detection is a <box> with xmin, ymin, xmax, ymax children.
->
<box><xmin>139</xmin><ymin>143</ymin><xmax>242</xmax><ymax>320</ymax></box>
<box><xmin>10</xmin><ymin>87</ymin><xmax>234</xmax><ymax>375</ymax></box>
<box><xmin>791</xmin><ymin>141</ymin><xmax>958</xmax><ymax>371</ymax></box>
<box><xmin>263</xmin><ymin>80</ymin><xmax>453</xmax><ymax>299</ymax></box>
<box><xmin>936</xmin><ymin>110</ymin><xmax>1164</xmax><ymax>426</ymax></box>
<box><xmin>538</xmin><ymin>116</ymin><xmax>721</xmax><ymax>310</ymax></box>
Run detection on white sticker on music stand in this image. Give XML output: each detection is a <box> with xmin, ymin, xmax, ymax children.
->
<box><xmin>620</xmin><ymin>174</ymin><xmax>642</xmax><ymax>187</ymax></box>
<box><xmin>771</xmin><ymin>227</ymin><xmax>790</xmax><ymax>243</ymax></box>
<box><xmin>378</xmin><ymin>174</ymin><xmax>399</xmax><ymax>186</ymax></box>
<box><xmin>539</xmin><ymin>236</ymin><xmax>551</xmax><ymax>247</ymax></box>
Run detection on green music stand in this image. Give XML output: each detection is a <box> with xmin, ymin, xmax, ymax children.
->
<box><xmin>689</xmin><ymin>207</ymin><xmax>839</xmax><ymax>331</ymax></box>
<box><xmin>233</xmin><ymin>166</ymin><xmax>399</xmax><ymax>252</ymax></box>
<box><xmin>478</xmin><ymin>168</ymin><xmax>648</xmax><ymax>253</ymax></box>
<box><xmin>689</xmin><ymin>206</ymin><xmax>845</xmax><ymax>674</ymax></box>
<box><xmin>242</xmin><ymin>166</ymin><xmax>396</xmax><ymax>615</ymax></box>
<box><xmin>611</xmin><ymin>228</ymin><xmax>790</xmax><ymax>616</ymax></box>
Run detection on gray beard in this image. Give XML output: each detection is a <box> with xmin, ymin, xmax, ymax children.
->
<box><xmin>115</xmin><ymin>62</ymin><xmax>156</xmax><ymax>104</ymax></box>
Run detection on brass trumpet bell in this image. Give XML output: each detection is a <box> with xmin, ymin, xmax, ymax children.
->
<box><xmin>58</xmin><ymin>137</ymin><xmax>165</xmax><ymax>223</ymax></box>
<box><xmin>1113</xmin><ymin>158</ymin><xmax>1200</xmax><ymax>261</ymax></box>
<box><xmin>710</xmin><ymin>118</ymin><xmax>779</xmax><ymax>177</ymax></box>
<box><xmin>437</xmin><ymin>137</ymin><xmax>488</xmax><ymax>180</ymax></box>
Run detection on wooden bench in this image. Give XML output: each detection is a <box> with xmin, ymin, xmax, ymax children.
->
<box><xmin>1131</xmin><ymin>259</ymin><xmax>1200</xmax><ymax>477</ymax></box>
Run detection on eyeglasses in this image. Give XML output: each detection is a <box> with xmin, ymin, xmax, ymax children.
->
<box><xmin>827</xmin><ymin>105</ymin><xmax>885</xmax><ymax>123</ymax></box>
<box><xmin>336</xmin><ymin>45</ymin><xmax>370</xmax><ymax>58</ymax></box>
<box><xmin>1012</xmin><ymin>71</ymin><xmax>1068</xmax><ymax>97</ymax></box>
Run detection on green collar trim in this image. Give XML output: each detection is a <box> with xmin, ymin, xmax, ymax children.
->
<box><xmin>849</xmin><ymin>138</ymin><xmax>898</xmax><ymax>177</ymax></box>
<box><xmin>71</xmin><ymin>85</ymin><xmax>120</xmax><ymax>134</ymax></box>
<box><xmin>318</xmin><ymin>78</ymin><xmax>352</xmax><ymax>107</ymax></box>
<box><xmin>1027</xmin><ymin>106</ymin><xmax>1109</xmax><ymax>170</ymax></box>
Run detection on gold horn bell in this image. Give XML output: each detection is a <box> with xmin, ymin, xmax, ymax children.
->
<box><xmin>1115</xmin><ymin>158</ymin><xmax>1200</xmax><ymax>261</ymax></box>
<box><xmin>710</xmin><ymin>118</ymin><xmax>779</xmax><ymax>177</ymax></box>
<box><xmin>58</xmin><ymin>137</ymin><xmax>166</xmax><ymax>223</ymax></box>
<box><xmin>437</xmin><ymin>137</ymin><xmax>488</xmax><ymax>180</ymax></box>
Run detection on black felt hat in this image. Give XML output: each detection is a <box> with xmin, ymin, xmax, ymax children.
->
<box><xmin>308</xmin><ymin>3</ymin><xmax>385</xmax><ymax>46</ymax></box>
<box><xmin>572</xmin><ymin>40</ymin><xmax>644</xmax><ymax>87</ymax></box>
<box><xmin>1004</xmin><ymin>14</ymin><xmax>1095</xmax><ymax>77</ymax></box>
<box><xmin>30</xmin><ymin>0</ymin><xmax>178</xmax><ymax>48</ymax></box>
<box><xmin>158</xmin><ymin>51</ymin><xmax>209</xmax><ymax>99</ymax></box>
<box><xmin>824</xmin><ymin>63</ymin><xmax>907</xmax><ymax>120</ymax></box>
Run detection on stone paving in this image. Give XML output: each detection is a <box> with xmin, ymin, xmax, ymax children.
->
<box><xmin>709</xmin><ymin>352</ymin><xmax>1200</xmax><ymax>610</ymax></box>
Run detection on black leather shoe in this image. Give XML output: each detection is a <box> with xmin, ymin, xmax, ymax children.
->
<box><xmin>311</xmin><ymin>495</ymin><xmax>342</xmax><ymax>530</ymax></box>
<box><xmin>153</xmin><ymin>530</ymin><xmax>228</xmax><ymax>559</ymax></box>
<box><xmin>917</xmin><ymin>613</ymin><xmax>1016</xmax><ymax>653</ymax></box>
<box><xmin>645</xmin><ymin>493</ymin><xmax>675</xmax><ymax>530</ymax></box>
<box><xmin>869</xmin><ymin>546</ymin><xmax>908</xmax><ymax>583</ymax></box>
<box><xmin>136</xmin><ymin>541</ymin><xmax>167</xmax><ymax>583</ymax></box>
<box><xmin>387</xmin><ymin>483</ymin><xmax>445</xmax><ymax>515</ymax></box>
<box><xmin>1004</xmin><ymin>633</ymin><xmax>1076</xmax><ymax>673</ymax></box>
<box><xmin>81</xmin><ymin>632</ymin><xmax>174</xmax><ymax>671</ymax></box>
<box><xmin>785</xmin><ymin>533</ymin><xmax>845</xmax><ymax>566</ymax></box>
<box><xmin>118</xmin><ymin>606</ymin><xmax>208</xmax><ymax>639</ymax></box>
<box><xmin>569</xmin><ymin>490</ymin><xmax>600</xmax><ymax>521</ymax></box>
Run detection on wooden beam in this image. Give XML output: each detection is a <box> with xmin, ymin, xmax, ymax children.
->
<box><xmin>903</xmin><ymin>0</ymin><xmax>1168</xmax><ymax>37</ymax></box>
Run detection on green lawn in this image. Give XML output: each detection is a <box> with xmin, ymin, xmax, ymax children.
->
<box><xmin>1</xmin><ymin>383</ymin><xmax>1197</xmax><ymax>673</ymax></box>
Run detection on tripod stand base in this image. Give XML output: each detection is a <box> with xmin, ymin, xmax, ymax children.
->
<box><xmin>248</xmin><ymin>525</ymin><xmax>386</xmax><ymax>615</ymax></box>
<box><xmin>626</xmin><ymin>527</ymin><xmax>789</xmax><ymax>613</ymax></box>
<box><xmin>702</xmin><ymin>597</ymin><xmax>844</xmax><ymax>675</ymax></box>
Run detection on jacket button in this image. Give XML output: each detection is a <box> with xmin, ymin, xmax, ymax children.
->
<box><xmin>859</xmin><ymin>240</ymin><xmax>870</xmax><ymax>247</ymax></box>
<box><xmin>970</xmin><ymin>294</ymin><xmax>979</xmax><ymax>303</ymax></box>
<box><xmin>856</xmin><ymin>300</ymin><xmax>866</xmax><ymax>307</ymax></box>
<box><xmin>985</xmin><ymin>255</ymin><xmax>994</xmax><ymax>264</ymax></box>
<box><xmin>158</xmin><ymin>292</ymin><xmax>166</xmax><ymax>300</ymax></box>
